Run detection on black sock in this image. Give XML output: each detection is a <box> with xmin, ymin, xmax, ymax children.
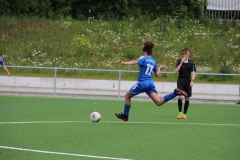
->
<box><xmin>178</xmin><ymin>99</ymin><xmax>182</xmax><ymax>112</ymax></box>
<box><xmin>183</xmin><ymin>101</ymin><xmax>189</xmax><ymax>114</ymax></box>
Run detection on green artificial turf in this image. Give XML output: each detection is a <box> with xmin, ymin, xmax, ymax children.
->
<box><xmin>0</xmin><ymin>95</ymin><xmax>239</xmax><ymax>160</ymax></box>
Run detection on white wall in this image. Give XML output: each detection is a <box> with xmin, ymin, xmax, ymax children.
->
<box><xmin>0</xmin><ymin>76</ymin><xmax>239</xmax><ymax>104</ymax></box>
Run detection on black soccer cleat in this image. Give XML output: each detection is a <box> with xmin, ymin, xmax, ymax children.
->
<box><xmin>174</xmin><ymin>88</ymin><xmax>188</xmax><ymax>97</ymax></box>
<box><xmin>115</xmin><ymin>112</ymin><xmax>129</xmax><ymax>121</ymax></box>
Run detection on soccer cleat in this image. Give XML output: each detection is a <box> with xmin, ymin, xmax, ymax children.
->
<box><xmin>177</xmin><ymin>112</ymin><xmax>183</xmax><ymax>119</ymax></box>
<box><xmin>115</xmin><ymin>112</ymin><xmax>128</xmax><ymax>121</ymax></box>
<box><xmin>182</xmin><ymin>114</ymin><xmax>187</xmax><ymax>119</ymax></box>
<box><xmin>174</xmin><ymin>88</ymin><xmax>188</xmax><ymax>97</ymax></box>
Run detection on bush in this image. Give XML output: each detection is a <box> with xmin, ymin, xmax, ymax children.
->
<box><xmin>1</xmin><ymin>0</ymin><xmax>203</xmax><ymax>20</ymax></box>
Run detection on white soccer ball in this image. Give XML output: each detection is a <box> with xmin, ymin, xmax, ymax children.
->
<box><xmin>90</xmin><ymin>112</ymin><xmax>101</xmax><ymax>122</ymax></box>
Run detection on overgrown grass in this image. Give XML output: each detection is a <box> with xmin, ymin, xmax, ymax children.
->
<box><xmin>0</xmin><ymin>16</ymin><xmax>239</xmax><ymax>83</ymax></box>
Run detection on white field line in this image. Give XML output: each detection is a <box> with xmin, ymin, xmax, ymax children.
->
<box><xmin>0</xmin><ymin>121</ymin><xmax>239</xmax><ymax>126</ymax></box>
<box><xmin>0</xmin><ymin>146</ymin><xmax>133</xmax><ymax>160</ymax></box>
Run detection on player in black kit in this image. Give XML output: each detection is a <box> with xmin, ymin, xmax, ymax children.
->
<box><xmin>175</xmin><ymin>48</ymin><xmax>196</xmax><ymax>119</ymax></box>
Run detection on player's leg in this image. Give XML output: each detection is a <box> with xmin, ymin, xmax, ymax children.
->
<box><xmin>149</xmin><ymin>92</ymin><xmax>165</xmax><ymax>106</ymax></box>
<box><xmin>177</xmin><ymin>78</ymin><xmax>184</xmax><ymax>118</ymax></box>
<box><xmin>182</xmin><ymin>83</ymin><xmax>192</xmax><ymax>119</ymax></box>
<box><xmin>177</xmin><ymin>95</ymin><xmax>183</xmax><ymax>119</ymax></box>
<box><xmin>115</xmin><ymin>90</ymin><xmax>135</xmax><ymax>121</ymax></box>
<box><xmin>149</xmin><ymin>89</ymin><xmax>187</xmax><ymax>106</ymax></box>
<box><xmin>182</xmin><ymin>96</ymin><xmax>189</xmax><ymax>119</ymax></box>
<box><xmin>115</xmin><ymin>81</ymin><xmax>141</xmax><ymax>121</ymax></box>
<box><xmin>148</xmin><ymin>82</ymin><xmax>176</xmax><ymax>106</ymax></box>
<box><xmin>147</xmin><ymin>80</ymin><xmax>187</xmax><ymax>106</ymax></box>
<box><xmin>146</xmin><ymin>82</ymin><xmax>165</xmax><ymax>106</ymax></box>
<box><xmin>123</xmin><ymin>90</ymin><xmax>135</xmax><ymax>116</ymax></box>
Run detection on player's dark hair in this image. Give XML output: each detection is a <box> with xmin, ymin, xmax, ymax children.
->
<box><xmin>182</xmin><ymin>48</ymin><xmax>190</xmax><ymax>53</ymax></box>
<box><xmin>143</xmin><ymin>41</ymin><xmax>154</xmax><ymax>55</ymax></box>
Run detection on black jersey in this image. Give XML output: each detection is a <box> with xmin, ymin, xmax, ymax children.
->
<box><xmin>176</xmin><ymin>60</ymin><xmax>196</xmax><ymax>79</ymax></box>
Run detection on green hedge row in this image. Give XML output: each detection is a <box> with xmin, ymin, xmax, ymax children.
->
<box><xmin>0</xmin><ymin>0</ymin><xmax>203</xmax><ymax>20</ymax></box>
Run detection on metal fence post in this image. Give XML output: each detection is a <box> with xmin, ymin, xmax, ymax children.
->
<box><xmin>54</xmin><ymin>67</ymin><xmax>57</xmax><ymax>97</ymax></box>
<box><xmin>118</xmin><ymin>70</ymin><xmax>122</xmax><ymax>99</ymax></box>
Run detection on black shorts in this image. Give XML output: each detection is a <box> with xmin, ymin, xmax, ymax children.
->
<box><xmin>177</xmin><ymin>78</ymin><xmax>192</xmax><ymax>97</ymax></box>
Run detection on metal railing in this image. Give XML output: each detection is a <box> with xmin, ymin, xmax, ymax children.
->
<box><xmin>5</xmin><ymin>65</ymin><xmax>240</xmax><ymax>99</ymax></box>
<box><xmin>203</xmin><ymin>0</ymin><xmax>240</xmax><ymax>20</ymax></box>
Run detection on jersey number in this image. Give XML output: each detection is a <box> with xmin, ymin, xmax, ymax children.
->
<box><xmin>145</xmin><ymin>64</ymin><xmax>153</xmax><ymax>75</ymax></box>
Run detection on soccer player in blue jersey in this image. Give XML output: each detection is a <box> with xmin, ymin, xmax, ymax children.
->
<box><xmin>115</xmin><ymin>41</ymin><xmax>187</xmax><ymax>121</ymax></box>
<box><xmin>0</xmin><ymin>54</ymin><xmax>10</xmax><ymax>77</ymax></box>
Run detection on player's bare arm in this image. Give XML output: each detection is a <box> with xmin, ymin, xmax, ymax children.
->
<box><xmin>3</xmin><ymin>65</ymin><xmax>10</xmax><ymax>77</ymax></box>
<box><xmin>190</xmin><ymin>71</ymin><xmax>196</xmax><ymax>87</ymax></box>
<box><xmin>175</xmin><ymin>57</ymin><xmax>185</xmax><ymax>73</ymax></box>
<box><xmin>155</xmin><ymin>65</ymin><xmax>165</xmax><ymax>77</ymax></box>
<box><xmin>120</xmin><ymin>60</ymin><xmax>138</xmax><ymax>65</ymax></box>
